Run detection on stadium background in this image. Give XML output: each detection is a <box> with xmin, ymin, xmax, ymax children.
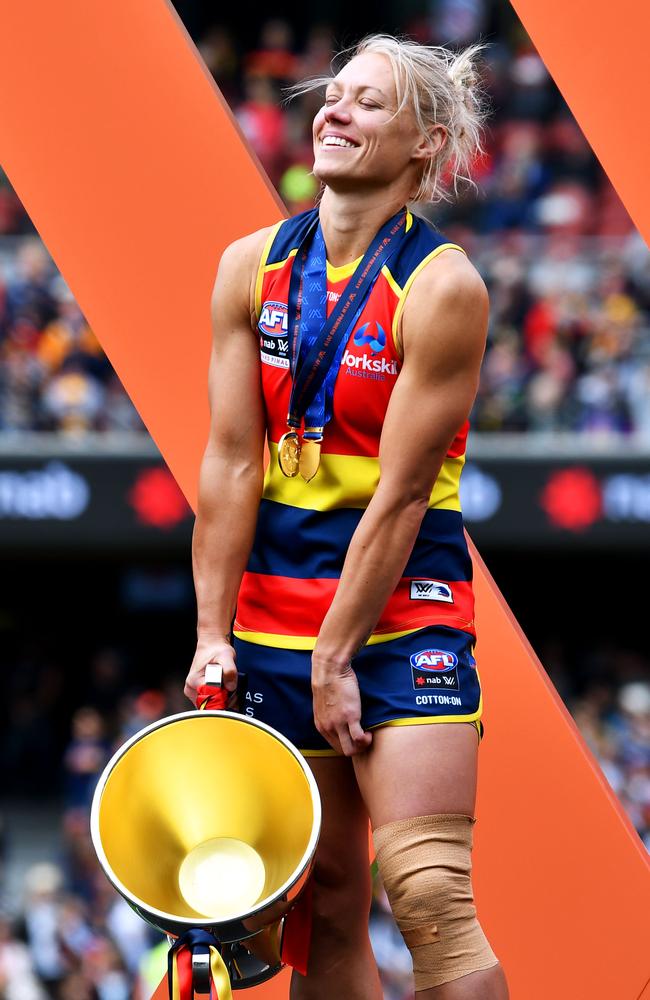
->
<box><xmin>1</xmin><ymin>0</ymin><xmax>649</xmax><ymax>997</ymax></box>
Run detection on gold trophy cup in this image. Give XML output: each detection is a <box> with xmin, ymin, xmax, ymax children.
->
<box><xmin>90</xmin><ymin>666</ymin><xmax>321</xmax><ymax>995</ymax></box>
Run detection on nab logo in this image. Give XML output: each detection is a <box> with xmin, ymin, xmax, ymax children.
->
<box><xmin>410</xmin><ymin>649</ymin><xmax>458</xmax><ymax>671</ymax></box>
<box><xmin>410</xmin><ymin>580</ymin><xmax>454</xmax><ymax>603</ymax></box>
<box><xmin>259</xmin><ymin>301</ymin><xmax>288</xmax><ymax>337</ymax></box>
<box><xmin>353</xmin><ymin>321</ymin><xmax>386</xmax><ymax>355</ymax></box>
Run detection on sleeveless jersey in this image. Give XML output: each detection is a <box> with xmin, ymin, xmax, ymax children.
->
<box><xmin>234</xmin><ymin>208</ymin><xmax>475</xmax><ymax>650</ymax></box>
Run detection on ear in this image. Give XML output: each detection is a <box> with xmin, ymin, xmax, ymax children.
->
<box><xmin>412</xmin><ymin>124</ymin><xmax>447</xmax><ymax>162</ymax></box>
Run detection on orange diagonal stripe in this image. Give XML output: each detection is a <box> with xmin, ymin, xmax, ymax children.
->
<box><xmin>510</xmin><ymin>0</ymin><xmax>650</xmax><ymax>247</ymax></box>
<box><xmin>0</xmin><ymin>3</ymin><xmax>648</xmax><ymax>999</ymax></box>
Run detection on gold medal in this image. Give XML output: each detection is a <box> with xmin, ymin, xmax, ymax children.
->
<box><xmin>299</xmin><ymin>428</ymin><xmax>323</xmax><ymax>482</ymax></box>
<box><xmin>278</xmin><ymin>430</ymin><xmax>300</xmax><ymax>477</ymax></box>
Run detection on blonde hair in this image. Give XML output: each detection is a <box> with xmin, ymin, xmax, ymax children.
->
<box><xmin>289</xmin><ymin>33</ymin><xmax>491</xmax><ymax>205</ymax></box>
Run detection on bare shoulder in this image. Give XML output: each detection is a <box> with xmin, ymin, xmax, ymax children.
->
<box><xmin>400</xmin><ymin>247</ymin><xmax>489</xmax><ymax>364</ymax></box>
<box><xmin>409</xmin><ymin>246</ymin><xmax>488</xmax><ymax>312</ymax></box>
<box><xmin>217</xmin><ymin>226</ymin><xmax>277</xmax><ymax>275</ymax></box>
<box><xmin>211</xmin><ymin>224</ymin><xmax>279</xmax><ymax>327</ymax></box>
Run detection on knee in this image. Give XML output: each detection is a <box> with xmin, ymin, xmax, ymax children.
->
<box><xmin>309</xmin><ymin>851</ymin><xmax>372</xmax><ymax>948</ymax></box>
<box><xmin>373</xmin><ymin>814</ymin><xmax>498</xmax><ymax>991</ymax></box>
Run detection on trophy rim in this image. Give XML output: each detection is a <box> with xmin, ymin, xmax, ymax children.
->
<box><xmin>90</xmin><ymin>709</ymin><xmax>322</xmax><ymax>931</ymax></box>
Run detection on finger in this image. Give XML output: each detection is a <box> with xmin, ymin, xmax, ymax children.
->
<box><xmin>349</xmin><ymin>720</ymin><xmax>372</xmax><ymax>750</ymax></box>
<box><xmin>185</xmin><ymin>660</ymin><xmax>208</xmax><ymax>696</ymax></box>
<box><xmin>317</xmin><ymin>721</ymin><xmax>343</xmax><ymax>755</ymax></box>
<box><xmin>337</xmin><ymin>726</ymin><xmax>357</xmax><ymax>757</ymax></box>
<box><xmin>327</xmin><ymin>733</ymin><xmax>344</xmax><ymax>755</ymax></box>
<box><xmin>207</xmin><ymin>654</ymin><xmax>238</xmax><ymax>692</ymax></box>
<box><xmin>221</xmin><ymin>666</ymin><xmax>238</xmax><ymax>692</ymax></box>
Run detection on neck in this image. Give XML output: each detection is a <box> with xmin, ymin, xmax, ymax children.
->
<box><xmin>318</xmin><ymin>186</ymin><xmax>408</xmax><ymax>266</ymax></box>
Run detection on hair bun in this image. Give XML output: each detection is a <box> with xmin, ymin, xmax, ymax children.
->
<box><xmin>448</xmin><ymin>56</ymin><xmax>478</xmax><ymax>105</ymax></box>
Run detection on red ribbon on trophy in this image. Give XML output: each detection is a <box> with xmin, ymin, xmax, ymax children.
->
<box><xmin>168</xmin><ymin>929</ymin><xmax>233</xmax><ymax>999</ymax></box>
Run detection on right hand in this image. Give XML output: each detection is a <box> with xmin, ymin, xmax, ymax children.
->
<box><xmin>184</xmin><ymin>634</ymin><xmax>238</xmax><ymax>709</ymax></box>
<box><xmin>311</xmin><ymin>657</ymin><xmax>372</xmax><ymax>757</ymax></box>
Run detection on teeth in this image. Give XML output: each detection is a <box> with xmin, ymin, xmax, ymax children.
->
<box><xmin>322</xmin><ymin>136</ymin><xmax>356</xmax><ymax>148</ymax></box>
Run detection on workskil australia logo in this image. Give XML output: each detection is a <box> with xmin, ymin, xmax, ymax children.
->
<box><xmin>342</xmin><ymin>321</ymin><xmax>397</xmax><ymax>380</ymax></box>
<box><xmin>354</xmin><ymin>321</ymin><xmax>386</xmax><ymax>354</ymax></box>
<box><xmin>410</xmin><ymin>648</ymin><xmax>460</xmax><ymax>691</ymax></box>
<box><xmin>259</xmin><ymin>301</ymin><xmax>289</xmax><ymax>369</ymax></box>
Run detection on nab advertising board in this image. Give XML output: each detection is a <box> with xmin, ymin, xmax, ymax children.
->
<box><xmin>1</xmin><ymin>448</ymin><xmax>649</xmax><ymax>551</ymax></box>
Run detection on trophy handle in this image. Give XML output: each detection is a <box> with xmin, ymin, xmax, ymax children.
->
<box><xmin>191</xmin><ymin>949</ymin><xmax>212</xmax><ymax>993</ymax></box>
<box><xmin>197</xmin><ymin>662</ymin><xmax>229</xmax><ymax>711</ymax></box>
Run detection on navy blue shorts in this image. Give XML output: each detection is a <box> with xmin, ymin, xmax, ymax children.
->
<box><xmin>232</xmin><ymin>626</ymin><xmax>483</xmax><ymax>755</ymax></box>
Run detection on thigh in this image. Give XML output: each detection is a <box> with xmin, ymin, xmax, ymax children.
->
<box><xmin>306</xmin><ymin>754</ymin><xmax>371</xmax><ymax>892</ymax></box>
<box><xmin>352</xmin><ymin>722</ymin><xmax>479</xmax><ymax>829</ymax></box>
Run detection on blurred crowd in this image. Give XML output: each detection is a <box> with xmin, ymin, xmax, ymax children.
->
<box><xmin>0</xmin><ymin>242</ymin><xmax>144</xmax><ymax>435</ymax></box>
<box><xmin>0</xmin><ymin>650</ymin><xmax>187</xmax><ymax>1000</ymax></box>
<box><xmin>2</xmin><ymin>2</ymin><xmax>650</xmax><ymax>439</ymax></box>
<box><xmin>1</xmin><ymin>637</ymin><xmax>648</xmax><ymax>998</ymax></box>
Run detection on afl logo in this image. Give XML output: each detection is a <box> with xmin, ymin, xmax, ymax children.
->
<box><xmin>409</xmin><ymin>649</ymin><xmax>458</xmax><ymax>672</ymax></box>
<box><xmin>259</xmin><ymin>301</ymin><xmax>288</xmax><ymax>337</ymax></box>
<box><xmin>353</xmin><ymin>321</ymin><xmax>386</xmax><ymax>355</ymax></box>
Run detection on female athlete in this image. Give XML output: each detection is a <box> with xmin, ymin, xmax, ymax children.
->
<box><xmin>185</xmin><ymin>33</ymin><xmax>509</xmax><ymax>1000</ymax></box>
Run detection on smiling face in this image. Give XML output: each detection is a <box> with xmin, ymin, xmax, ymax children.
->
<box><xmin>312</xmin><ymin>51</ymin><xmax>437</xmax><ymax>198</ymax></box>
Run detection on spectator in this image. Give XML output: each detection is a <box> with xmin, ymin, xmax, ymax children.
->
<box><xmin>236</xmin><ymin>75</ymin><xmax>288</xmax><ymax>185</ymax></box>
<box><xmin>197</xmin><ymin>25</ymin><xmax>239</xmax><ymax>103</ymax></box>
<box><xmin>244</xmin><ymin>20</ymin><xmax>298</xmax><ymax>85</ymax></box>
<box><xmin>62</xmin><ymin>708</ymin><xmax>110</xmax><ymax>812</ymax></box>
<box><xmin>0</xmin><ymin>336</ymin><xmax>46</xmax><ymax>430</ymax></box>
<box><xmin>42</xmin><ymin>357</ymin><xmax>105</xmax><ymax>434</ymax></box>
<box><xmin>2</xmin><ymin>240</ymin><xmax>57</xmax><ymax>335</ymax></box>
<box><xmin>0</xmin><ymin>913</ymin><xmax>47</xmax><ymax>1000</ymax></box>
<box><xmin>22</xmin><ymin>863</ymin><xmax>68</xmax><ymax>994</ymax></box>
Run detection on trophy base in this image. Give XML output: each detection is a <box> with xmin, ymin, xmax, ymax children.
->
<box><xmin>164</xmin><ymin>930</ymin><xmax>284</xmax><ymax>992</ymax></box>
<box><xmin>223</xmin><ymin>940</ymin><xmax>284</xmax><ymax>990</ymax></box>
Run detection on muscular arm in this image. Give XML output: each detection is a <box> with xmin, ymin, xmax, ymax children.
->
<box><xmin>312</xmin><ymin>249</ymin><xmax>488</xmax><ymax>752</ymax></box>
<box><xmin>184</xmin><ymin>228</ymin><xmax>270</xmax><ymax>702</ymax></box>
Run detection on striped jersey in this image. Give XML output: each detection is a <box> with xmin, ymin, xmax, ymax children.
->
<box><xmin>234</xmin><ymin>208</ymin><xmax>475</xmax><ymax>650</ymax></box>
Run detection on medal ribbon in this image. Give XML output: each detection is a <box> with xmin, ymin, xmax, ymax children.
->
<box><xmin>286</xmin><ymin>207</ymin><xmax>408</xmax><ymax>436</ymax></box>
<box><xmin>167</xmin><ymin>929</ymin><xmax>233</xmax><ymax>1000</ymax></box>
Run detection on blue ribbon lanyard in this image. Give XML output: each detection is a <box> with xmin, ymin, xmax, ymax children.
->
<box><xmin>286</xmin><ymin>208</ymin><xmax>408</xmax><ymax>439</ymax></box>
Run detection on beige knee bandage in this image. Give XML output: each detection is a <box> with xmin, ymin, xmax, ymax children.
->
<box><xmin>373</xmin><ymin>814</ymin><xmax>498</xmax><ymax>991</ymax></box>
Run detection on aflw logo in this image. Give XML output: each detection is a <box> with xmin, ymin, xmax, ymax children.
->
<box><xmin>409</xmin><ymin>580</ymin><xmax>453</xmax><ymax>603</ymax></box>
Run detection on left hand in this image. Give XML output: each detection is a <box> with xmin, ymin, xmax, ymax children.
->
<box><xmin>311</xmin><ymin>656</ymin><xmax>373</xmax><ymax>757</ymax></box>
